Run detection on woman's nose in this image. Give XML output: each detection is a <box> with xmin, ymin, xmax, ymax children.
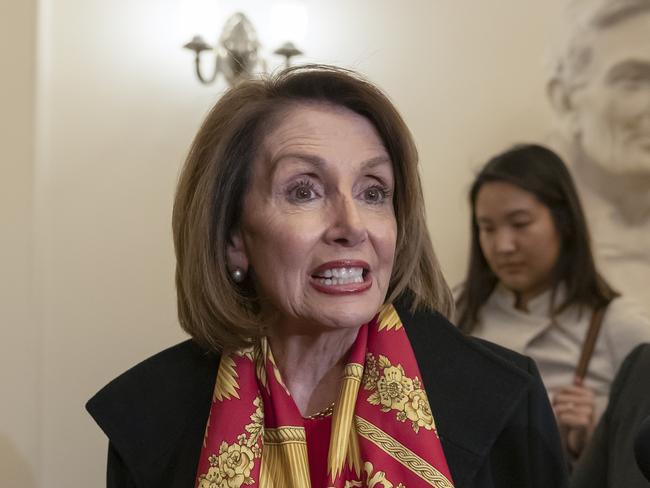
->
<box><xmin>324</xmin><ymin>195</ymin><xmax>368</xmax><ymax>247</ymax></box>
<box><xmin>494</xmin><ymin>228</ymin><xmax>516</xmax><ymax>254</ymax></box>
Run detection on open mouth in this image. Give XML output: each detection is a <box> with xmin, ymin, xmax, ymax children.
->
<box><xmin>310</xmin><ymin>261</ymin><xmax>371</xmax><ymax>294</ymax></box>
<box><xmin>312</xmin><ymin>266</ymin><xmax>366</xmax><ymax>285</ymax></box>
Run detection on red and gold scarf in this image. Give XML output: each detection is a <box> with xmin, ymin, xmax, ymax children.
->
<box><xmin>195</xmin><ymin>304</ymin><xmax>454</xmax><ymax>488</ymax></box>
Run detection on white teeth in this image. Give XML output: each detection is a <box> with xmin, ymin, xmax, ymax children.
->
<box><xmin>317</xmin><ymin>267</ymin><xmax>365</xmax><ymax>286</ymax></box>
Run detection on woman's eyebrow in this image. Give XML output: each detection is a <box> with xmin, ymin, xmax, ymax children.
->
<box><xmin>270</xmin><ymin>154</ymin><xmax>391</xmax><ymax>175</ymax></box>
<box><xmin>506</xmin><ymin>209</ymin><xmax>532</xmax><ymax>219</ymax></box>
<box><xmin>269</xmin><ymin>153</ymin><xmax>325</xmax><ymax>176</ymax></box>
<box><xmin>360</xmin><ymin>156</ymin><xmax>392</xmax><ymax>170</ymax></box>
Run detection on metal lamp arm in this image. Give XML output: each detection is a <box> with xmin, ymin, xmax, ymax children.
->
<box><xmin>193</xmin><ymin>51</ymin><xmax>220</xmax><ymax>85</ymax></box>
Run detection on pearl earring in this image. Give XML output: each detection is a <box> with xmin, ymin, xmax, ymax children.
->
<box><xmin>231</xmin><ymin>268</ymin><xmax>245</xmax><ymax>283</ymax></box>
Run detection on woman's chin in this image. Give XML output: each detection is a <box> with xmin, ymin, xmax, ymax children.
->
<box><xmin>310</xmin><ymin>304</ymin><xmax>382</xmax><ymax>332</ymax></box>
<box><xmin>268</xmin><ymin>286</ymin><xmax>388</xmax><ymax>334</ymax></box>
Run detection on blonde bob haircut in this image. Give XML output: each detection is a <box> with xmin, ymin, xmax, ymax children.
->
<box><xmin>173</xmin><ymin>65</ymin><xmax>452</xmax><ymax>352</ymax></box>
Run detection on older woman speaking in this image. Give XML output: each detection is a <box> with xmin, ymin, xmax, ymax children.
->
<box><xmin>87</xmin><ymin>66</ymin><xmax>567</xmax><ymax>488</ymax></box>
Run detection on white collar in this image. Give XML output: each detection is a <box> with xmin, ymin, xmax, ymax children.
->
<box><xmin>492</xmin><ymin>282</ymin><xmax>567</xmax><ymax>318</ymax></box>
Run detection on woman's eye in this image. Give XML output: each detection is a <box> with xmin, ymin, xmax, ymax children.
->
<box><xmin>287</xmin><ymin>181</ymin><xmax>318</xmax><ymax>203</ymax></box>
<box><xmin>363</xmin><ymin>186</ymin><xmax>389</xmax><ymax>204</ymax></box>
<box><xmin>294</xmin><ymin>186</ymin><xmax>313</xmax><ymax>200</ymax></box>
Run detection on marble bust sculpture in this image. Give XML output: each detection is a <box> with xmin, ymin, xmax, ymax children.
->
<box><xmin>547</xmin><ymin>0</ymin><xmax>650</xmax><ymax>314</ymax></box>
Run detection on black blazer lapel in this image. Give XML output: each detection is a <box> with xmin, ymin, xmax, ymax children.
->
<box><xmin>395</xmin><ymin>300</ymin><xmax>533</xmax><ymax>487</ymax></box>
<box><xmin>87</xmin><ymin>340</ymin><xmax>219</xmax><ymax>488</ymax></box>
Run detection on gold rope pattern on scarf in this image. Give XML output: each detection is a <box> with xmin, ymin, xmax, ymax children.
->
<box><xmin>355</xmin><ymin>416</ymin><xmax>454</xmax><ymax>488</ymax></box>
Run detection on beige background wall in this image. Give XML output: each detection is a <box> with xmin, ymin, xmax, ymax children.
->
<box><xmin>0</xmin><ymin>0</ymin><xmax>39</xmax><ymax>486</ymax></box>
<box><xmin>3</xmin><ymin>0</ymin><xmax>565</xmax><ymax>485</ymax></box>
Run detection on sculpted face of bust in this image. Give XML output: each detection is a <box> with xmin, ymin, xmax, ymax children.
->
<box><xmin>568</xmin><ymin>11</ymin><xmax>650</xmax><ymax>176</ymax></box>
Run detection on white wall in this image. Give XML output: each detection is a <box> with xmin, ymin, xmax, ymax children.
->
<box><xmin>0</xmin><ymin>0</ymin><xmax>39</xmax><ymax>486</ymax></box>
<box><xmin>4</xmin><ymin>0</ymin><xmax>566</xmax><ymax>485</ymax></box>
<box><xmin>36</xmin><ymin>1</ymin><xmax>208</xmax><ymax>484</ymax></box>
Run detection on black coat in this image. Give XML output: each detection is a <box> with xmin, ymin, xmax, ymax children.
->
<box><xmin>571</xmin><ymin>343</ymin><xmax>650</xmax><ymax>488</ymax></box>
<box><xmin>87</xmin><ymin>301</ymin><xmax>569</xmax><ymax>487</ymax></box>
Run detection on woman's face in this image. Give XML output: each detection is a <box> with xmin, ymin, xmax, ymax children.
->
<box><xmin>228</xmin><ymin>103</ymin><xmax>397</xmax><ymax>333</ymax></box>
<box><xmin>475</xmin><ymin>181</ymin><xmax>561</xmax><ymax>305</ymax></box>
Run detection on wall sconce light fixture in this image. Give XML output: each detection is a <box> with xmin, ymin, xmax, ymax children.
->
<box><xmin>183</xmin><ymin>12</ymin><xmax>304</xmax><ymax>86</ymax></box>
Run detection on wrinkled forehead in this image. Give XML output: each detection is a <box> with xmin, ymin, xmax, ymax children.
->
<box><xmin>586</xmin><ymin>11</ymin><xmax>650</xmax><ymax>76</ymax></box>
<box><xmin>261</xmin><ymin>101</ymin><xmax>380</xmax><ymax>144</ymax></box>
<box><xmin>254</xmin><ymin>101</ymin><xmax>389</xmax><ymax>169</ymax></box>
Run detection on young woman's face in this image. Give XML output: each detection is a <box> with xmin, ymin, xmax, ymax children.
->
<box><xmin>475</xmin><ymin>181</ymin><xmax>561</xmax><ymax>307</ymax></box>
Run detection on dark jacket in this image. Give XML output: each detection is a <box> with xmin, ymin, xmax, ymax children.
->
<box><xmin>571</xmin><ymin>343</ymin><xmax>650</xmax><ymax>488</ymax></box>
<box><xmin>87</xmin><ymin>301</ymin><xmax>569</xmax><ymax>487</ymax></box>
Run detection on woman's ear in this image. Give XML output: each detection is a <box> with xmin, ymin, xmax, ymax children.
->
<box><xmin>226</xmin><ymin>229</ymin><xmax>249</xmax><ymax>274</ymax></box>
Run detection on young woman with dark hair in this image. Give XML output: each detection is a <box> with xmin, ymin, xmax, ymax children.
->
<box><xmin>456</xmin><ymin>143</ymin><xmax>650</xmax><ymax>459</ymax></box>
